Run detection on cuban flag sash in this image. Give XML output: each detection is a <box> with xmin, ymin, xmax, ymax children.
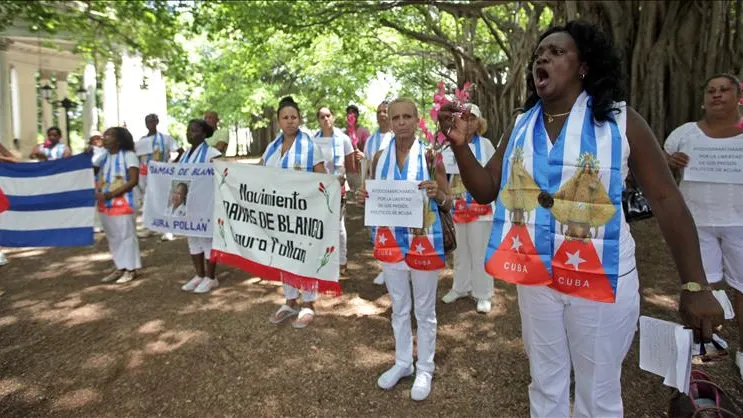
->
<box><xmin>485</xmin><ymin>91</ymin><xmax>626</xmax><ymax>303</ymax></box>
<box><xmin>180</xmin><ymin>142</ymin><xmax>209</xmax><ymax>164</ymax></box>
<box><xmin>263</xmin><ymin>131</ymin><xmax>316</xmax><ymax>172</ymax></box>
<box><xmin>373</xmin><ymin>138</ymin><xmax>446</xmax><ymax>271</ymax></box>
<box><xmin>450</xmin><ymin>135</ymin><xmax>494</xmax><ymax>224</ymax></box>
<box><xmin>139</xmin><ymin>132</ymin><xmax>166</xmax><ymax>175</ymax></box>
<box><xmin>43</xmin><ymin>143</ymin><xmax>67</xmax><ymax>160</ymax></box>
<box><xmin>97</xmin><ymin>151</ymin><xmax>135</xmax><ymax>216</ymax></box>
<box><xmin>364</xmin><ymin>129</ymin><xmax>393</xmax><ymax>159</ymax></box>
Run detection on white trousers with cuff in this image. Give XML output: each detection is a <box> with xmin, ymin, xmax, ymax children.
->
<box><xmin>339</xmin><ymin>202</ymin><xmax>347</xmax><ymax>266</ymax></box>
<box><xmin>101</xmin><ymin>213</ymin><xmax>142</xmax><ymax>271</ymax></box>
<box><xmin>452</xmin><ymin>221</ymin><xmax>493</xmax><ymax>300</ymax></box>
<box><xmin>383</xmin><ymin>263</ymin><xmax>439</xmax><ymax>373</ymax></box>
<box><xmin>518</xmin><ymin>270</ymin><xmax>640</xmax><ymax>418</ymax></box>
<box><xmin>283</xmin><ymin>284</ymin><xmax>318</xmax><ymax>303</ymax></box>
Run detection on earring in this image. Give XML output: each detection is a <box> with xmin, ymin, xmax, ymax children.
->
<box><xmin>701</xmin><ymin>104</ymin><xmax>705</xmax><ymax>110</ymax></box>
<box><xmin>579</xmin><ymin>73</ymin><xmax>585</xmax><ymax>80</ymax></box>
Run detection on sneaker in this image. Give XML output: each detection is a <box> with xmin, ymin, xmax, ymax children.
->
<box><xmin>193</xmin><ymin>277</ymin><xmax>218</xmax><ymax>294</ymax></box>
<box><xmin>377</xmin><ymin>365</ymin><xmax>414</xmax><ymax>390</ymax></box>
<box><xmin>736</xmin><ymin>351</ymin><xmax>743</xmax><ymax>380</ymax></box>
<box><xmin>373</xmin><ymin>272</ymin><xmax>385</xmax><ymax>285</ymax></box>
<box><xmin>181</xmin><ymin>276</ymin><xmax>203</xmax><ymax>292</ymax></box>
<box><xmin>161</xmin><ymin>233</ymin><xmax>175</xmax><ymax>241</ymax></box>
<box><xmin>115</xmin><ymin>271</ymin><xmax>136</xmax><ymax>284</ymax></box>
<box><xmin>0</xmin><ymin>252</ymin><xmax>8</xmax><ymax>266</ymax></box>
<box><xmin>442</xmin><ymin>289</ymin><xmax>468</xmax><ymax>304</ymax></box>
<box><xmin>411</xmin><ymin>371</ymin><xmax>433</xmax><ymax>401</ymax></box>
<box><xmin>101</xmin><ymin>269</ymin><xmax>123</xmax><ymax>283</ymax></box>
<box><xmin>476</xmin><ymin>299</ymin><xmax>492</xmax><ymax>313</ymax></box>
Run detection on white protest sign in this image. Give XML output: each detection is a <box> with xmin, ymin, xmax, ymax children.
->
<box><xmin>211</xmin><ymin>162</ymin><xmax>341</xmax><ymax>295</ymax></box>
<box><xmin>684</xmin><ymin>139</ymin><xmax>743</xmax><ymax>184</ymax></box>
<box><xmin>364</xmin><ymin>179</ymin><xmax>424</xmax><ymax>228</ymax></box>
<box><xmin>135</xmin><ymin>137</ymin><xmax>154</xmax><ymax>156</ymax></box>
<box><xmin>143</xmin><ymin>162</ymin><xmax>215</xmax><ymax>238</ymax></box>
<box><xmin>442</xmin><ymin>148</ymin><xmax>459</xmax><ymax>174</ymax></box>
<box><xmin>639</xmin><ymin>316</ymin><xmax>692</xmax><ymax>394</ymax></box>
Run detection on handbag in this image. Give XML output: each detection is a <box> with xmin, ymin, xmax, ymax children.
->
<box><xmin>438</xmin><ymin>204</ymin><xmax>457</xmax><ymax>254</ymax></box>
<box><xmin>668</xmin><ymin>369</ymin><xmax>741</xmax><ymax>418</ymax></box>
<box><xmin>622</xmin><ymin>174</ymin><xmax>653</xmax><ymax>222</ymax></box>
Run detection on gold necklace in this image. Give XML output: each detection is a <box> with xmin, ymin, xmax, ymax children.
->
<box><xmin>544</xmin><ymin>111</ymin><xmax>571</xmax><ymax>123</ymax></box>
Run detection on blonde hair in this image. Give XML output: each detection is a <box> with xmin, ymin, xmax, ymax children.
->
<box><xmin>388</xmin><ymin>98</ymin><xmax>419</xmax><ymax>117</ymax></box>
<box><xmin>477</xmin><ymin>117</ymin><xmax>488</xmax><ymax>136</ymax></box>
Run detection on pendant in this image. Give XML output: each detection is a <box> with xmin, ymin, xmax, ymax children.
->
<box><xmin>547</xmin><ymin>115</ymin><xmax>554</xmax><ymax>123</ymax></box>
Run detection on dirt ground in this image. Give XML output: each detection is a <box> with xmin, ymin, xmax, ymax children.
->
<box><xmin>0</xmin><ymin>203</ymin><xmax>741</xmax><ymax>417</ymax></box>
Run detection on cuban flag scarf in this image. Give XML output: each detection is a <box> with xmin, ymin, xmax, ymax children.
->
<box><xmin>97</xmin><ymin>151</ymin><xmax>135</xmax><ymax>216</ymax></box>
<box><xmin>373</xmin><ymin>138</ymin><xmax>446</xmax><ymax>271</ymax></box>
<box><xmin>263</xmin><ymin>131</ymin><xmax>317</xmax><ymax>172</ymax></box>
<box><xmin>485</xmin><ymin>91</ymin><xmax>626</xmax><ymax>303</ymax></box>
<box><xmin>450</xmin><ymin>135</ymin><xmax>494</xmax><ymax>224</ymax></box>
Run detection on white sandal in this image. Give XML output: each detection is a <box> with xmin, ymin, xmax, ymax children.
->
<box><xmin>269</xmin><ymin>304</ymin><xmax>298</xmax><ymax>324</ymax></box>
<box><xmin>292</xmin><ymin>308</ymin><xmax>315</xmax><ymax>329</ymax></box>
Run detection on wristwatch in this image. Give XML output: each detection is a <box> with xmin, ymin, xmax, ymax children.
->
<box><xmin>680</xmin><ymin>282</ymin><xmax>711</xmax><ymax>292</ymax></box>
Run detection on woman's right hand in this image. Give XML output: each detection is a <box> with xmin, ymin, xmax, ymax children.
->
<box><xmin>667</xmin><ymin>152</ymin><xmax>689</xmax><ymax>170</ymax></box>
<box><xmin>441</xmin><ymin>109</ymin><xmax>478</xmax><ymax>147</ymax></box>
<box><xmin>356</xmin><ymin>188</ymin><xmax>369</xmax><ymax>205</ymax></box>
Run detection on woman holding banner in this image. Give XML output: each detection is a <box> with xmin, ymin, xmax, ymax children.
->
<box><xmin>315</xmin><ymin>106</ymin><xmax>354</xmax><ymax>276</ymax></box>
<box><xmin>440</xmin><ymin>104</ymin><xmax>496</xmax><ymax>313</ymax></box>
<box><xmin>94</xmin><ymin>127</ymin><xmax>141</xmax><ymax>284</ymax></box>
<box><xmin>664</xmin><ymin>73</ymin><xmax>743</xmax><ymax>377</ymax></box>
<box><xmin>179</xmin><ymin>119</ymin><xmax>223</xmax><ymax>294</ymax></box>
<box><xmin>444</xmin><ymin>21</ymin><xmax>725</xmax><ymax>416</ymax></box>
<box><xmin>263</xmin><ymin>96</ymin><xmax>327</xmax><ymax>329</ymax></box>
<box><xmin>363</xmin><ymin>98</ymin><xmax>451</xmax><ymax>401</ymax></box>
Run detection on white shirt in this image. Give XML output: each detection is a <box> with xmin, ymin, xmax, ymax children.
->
<box><xmin>93</xmin><ymin>150</ymin><xmax>141</xmax><ymax>210</ymax></box>
<box><xmin>167</xmin><ymin>204</ymin><xmax>187</xmax><ymax>217</ymax></box>
<box><xmin>135</xmin><ymin>132</ymin><xmax>179</xmax><ymax>161</ymax></box>
<box><xmin>664</xmin><ymin>122</ymin><xmax>743</xmax><ymax>227</ymax></box>
<box><xmin>314</xmin><ymin>128</ymin><xmax>353</xmax><ymax>175</ymax></box>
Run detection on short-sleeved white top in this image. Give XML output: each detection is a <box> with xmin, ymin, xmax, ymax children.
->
<box><xmin>664</xmin><ymin>122</ymin><xmax>743</xmax><ymax>227</ymax></box>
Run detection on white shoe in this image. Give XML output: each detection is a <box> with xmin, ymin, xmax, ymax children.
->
<box><xmin>0</xmin><ymin>252</ymin><xmax>8</xmax><ymax>266</ymax></box>
<box><xmin>115</xmin><ymin>271</ymin><xmax>136</xmax><ymax>284</ymax></box>
<box><xmin>736</xmin><ymin>351</ymin><xmax>743</xmax><ymax>380</ymax></box>
<box><xmin>137</xmin><ymin>230</ymin><xmax>152</xmax><ymax>238</ymax></box>
<box><xmin>377</xmin><ymin>364</ymin><xmax>414</xmax><ymax>390</ymax></box>
<box><xmin>476</xmin><ymin>299</ymin><xmax>492</xmax><ymax>313</ymax></box>
<box><xmin>193</xmin><ymin>277</ymin><xmax>218</xmax><ymax>294</ymax></box>
<box><xmin>442</xmin><ymin>289</ymin><xmax>468</xmax><ymax>304</ymax></box>
<box><xmin>94</xmin><ymin>227</ymin><xmax>103</xmax><ymax>233</ymax></box>
<box><xmin>161</xmin><ymin>233</ymin><xmax>175</xmax><ymax>241</ymax></box>
<box><xmin>181</xmin><ymin>276</ymin><xmax>203</xmax><ymax>292</ymax></box>
<box><xmin>101</xmin><ymin>270</ymin><xmax>123</xmax><ymax>283</ymax></box>
<box><xmin>410</xmin><ymin>371</ymin><xmax>433</xmax><ymax>401</ymax></box>
<box><xmin>373</xmin><ymin>272</ymin><xmax>385</xmax><ymax>285</ymax></box>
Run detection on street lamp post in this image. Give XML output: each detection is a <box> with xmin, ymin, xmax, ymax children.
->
<box><xmin>39</xmin><ymin>84</ymin><xmax>88</xmax><ymax>152</ymax></box>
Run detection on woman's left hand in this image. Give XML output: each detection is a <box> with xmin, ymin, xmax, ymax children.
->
<box><xmin>353</xmin><ymin>149</ymin><xmax>364</xmax><ymax>162</ymax></box>
<box><xmin>95</xmin><ymin>192</ymin><xmax>107</xmax><ymax>202</ymax></box>
<box><xmin>419</xmin><ymin>180</ymin><xmax>438</xmax><ymax>199</ymax></box>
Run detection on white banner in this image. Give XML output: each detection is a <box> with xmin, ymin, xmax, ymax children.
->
<box><xmin>211</xmin><ymin>162</ymin><xmax>342</xmax><ymax>294</ymax></box>
<box><xmin>143</xmin><ymin>162</ymin><xmax>215</xmax><ymax>238</ymax></box>
<box><xmin>684</xmin><ymin>139</ymin><xmax>743</xmax><ymax>184</ymax></box>
<box><xmin>364</xmin><ymin>179</ymin><xmax>424</xmax><ymax>228</ymax></box>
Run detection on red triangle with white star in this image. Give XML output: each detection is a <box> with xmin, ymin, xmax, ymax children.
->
<box><xmin>373</xmin><ymin>227</ymin><xmax>404</xmax><ymax>263</ymax></box>
<box><xmin>406</xmin><ymin>235</ymin><xmax>446</xmax><ymax>271</ymax></box>
<box><xmin>485</xmin><ymin>224</ymin><xmax>551</xmax><ymax>286</ymax></box>
<box><xmin>550</xmin><ymin>239</ymin><xmax>615</xmax><ymax>302</ymax></box>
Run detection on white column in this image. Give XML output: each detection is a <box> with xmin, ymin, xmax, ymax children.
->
<box><xmin>82</xmin><ymin>62</ymin><xmax>98</xmax><ymax>138</ymax></box>
<box><xmin>15</xmin><ymin>62</ymin><xmax>39</xmax><ymax>159</ymax></box>
<box><xmin>149</xmin><ymin>67</ymin><xmax>168</xmax><ymax>134</ymax></box>
<box><xmin>10</xmin><ymin>66</ymin><xmax>20</xmax><ymax>141</ymax></box>
<box><xmin>102</xmin><ymin>61</ymin><xmax>119</xmax><ymax>128</ymax></box>
<box><xmin>0</xmin><ymin>38</ymin><xmax>11</xmax><ymax>150</ymax></box>
<box><xmin>55</xmin><ymin>74</ymin><xmax>68</xmax><ymax>142</ymax></box>
<box><xmin>39</xmin><ymin>72</ymin><xmax>53</xmax><ymax>131</ymax></box>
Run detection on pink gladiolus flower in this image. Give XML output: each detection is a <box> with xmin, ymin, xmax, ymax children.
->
<box><xmin>436</xmin><ymin>132</ymin><xmax>447</xmax><ymax>145</ymax></box>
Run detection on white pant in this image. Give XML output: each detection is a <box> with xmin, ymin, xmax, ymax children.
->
<box><xmin>283</xmin><ymin>284</ymin><xmax>317</xmax><ymax>303</ymax></box>
<box><xmin>101</xmin><ymin>213</ymin><xmax>142</xmax><ymax>271</ymax></box>
<box><xmin>187</xmin><ymin>237</ymin><xmax>212</xmax><ymax>258</ymax></box>
<box><xmin>339</xmin><ymin>202</ymin><xmax>347</xmax><ymax>265</ymax></box>
<box><xmin>383</xmin><ymin>264</ymin><xmax>439</xmax><ymax>373</ymax></box>
<box><xmin>698</xmin><ymin>226</ymin><xmax>743</xmax><ymax>293</ymax></box>
<box><xmin>518</xmin><ymin>270</ymin><xmax>640</xmax><ymax>418</ymax></box>
<box><xmin>452</xmin><ymin>221</ymin><xmax>493</xmax><ymax>300</ymax></box>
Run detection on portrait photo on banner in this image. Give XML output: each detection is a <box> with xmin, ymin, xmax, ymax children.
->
<box><xmin>167</xmin><ymin>180</ymin><xmax>190</xmax><ymax>217</ymax></box>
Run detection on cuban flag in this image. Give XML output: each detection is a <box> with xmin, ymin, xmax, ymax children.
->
<box><xmin>0</xmin><ymin>153</ymin><xmax>95</xmax><ymax>247</ymax></box>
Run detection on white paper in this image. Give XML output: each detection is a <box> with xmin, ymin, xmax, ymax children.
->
<box><xmin>684</xmin><ymin>139</ymin><xmax>743</xmax><ymax>184</ymax></box>
<box><xmin>364</xmin><ymin>179</ymin><xmax>424</xmax><ymax>228</ymax></box>
<box><xmin>639</xmin><ymin>316</ymin><xmax>692</xmax><ymax>394</ymax></box>
<box><xmin>712</xmin><ymin>289</ymin><xmax>736</xmax><ymax>320</ymax></box>
<box><xmin>442</xmin><ymin>148</ymin><xmax>459</xmax><ymax>174</ymax></box>
<box><xmin>135</xmin><ymin>138</ymin><xmax>154</xmax><ymax>156</ymax></box>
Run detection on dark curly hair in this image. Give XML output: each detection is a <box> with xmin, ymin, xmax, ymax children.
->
<box><xmin>524</xmin><ymin>20</ymin><xmax>625</xmax><ymax>123</ymax></box>
<box><xmin>104</xmin><ymin>127</ymin><xmax>135</xmax><ymax>151</ymax></box>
